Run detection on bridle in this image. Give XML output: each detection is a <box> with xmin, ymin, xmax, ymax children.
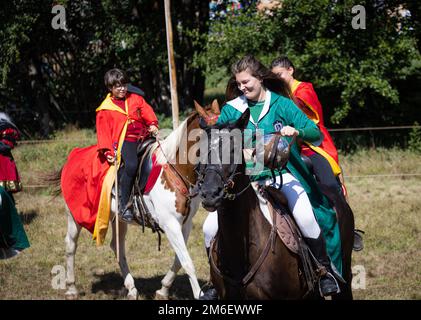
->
<box><xmin>196</xmin><ymin>142</ymin><xmax>251</xmax><ymax>202</ymax></box>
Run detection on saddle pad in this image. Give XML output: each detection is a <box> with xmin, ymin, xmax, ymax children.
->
<box><xmin>143</xmin><ymin>153</ymin><xmax>162</xmax><ymax>194</ymax></box>
<box><xmin>251</xmin><ymin>183</ymin><xmax>300</xmax><ymax>254</ymax></box>
<box><xmin>271</xmin><ymin>205</ymin><xmax>300</xmax><ymax>254</ymax></box>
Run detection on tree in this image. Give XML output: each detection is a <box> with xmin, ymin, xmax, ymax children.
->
<box><xmin>0</xmin><ymin>0</ymin><xmax>209</xmax><ymax>136</ymax></box>
<box><xmin>201</xmin><ymin>0</ymin><xmax>421</xmax><ymax>127</ymax></box>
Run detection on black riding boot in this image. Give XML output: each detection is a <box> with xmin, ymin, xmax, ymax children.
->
<box><xmin>199</xmin><ymin>247</ymin><xmax>219</xmax><ymax>300</ymax></box>
<box><xmin>304</xmin><ymin>234</ymin><xmax>340</xmax><ymax>297</ymax></box>
<box><xmin>118</xmin><ymin>167</ymin><xmax>135</xmax><ymax>224</ymax></box>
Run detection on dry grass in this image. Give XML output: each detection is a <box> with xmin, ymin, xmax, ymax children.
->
<box><xmin>348</xmin><ymin>176</ymin><xmax>421</xmax><ymax>299</ymax></box>
<box><xmin>0</xmin><ymin>134</ymin><xmax>420</xmax><ymax>300</ymax></box>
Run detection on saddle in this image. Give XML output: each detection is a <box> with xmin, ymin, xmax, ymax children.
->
<box><xmin>137</xmin><ymin>137</ymin><xmax>157</xmax><ymax>193</ymax></box>
<box><xmin>123</xmin><ymin>137</ymin><xmax>164</xmax><ymax>235</ymax></box>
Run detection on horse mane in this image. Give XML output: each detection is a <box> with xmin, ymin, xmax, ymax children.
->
<box><xmin>154</xmin><ymin>112</ymin><xmax>197</xmax><ymax>165</ymax></box>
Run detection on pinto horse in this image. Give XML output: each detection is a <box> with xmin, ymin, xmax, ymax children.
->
<box><xmin>197</xmin><ymin>109</ymin><xmax>354</xmax><ymax>299</ymax></box>
<box><xmin>60</xmin><ymin>101</ymin><xmax>220</xmax><ymax>300</ymax></box>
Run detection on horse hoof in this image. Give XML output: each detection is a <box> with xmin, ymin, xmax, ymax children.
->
<box><xmin>127</xmin><ymin>288</ymin><xmax>138</xmax><ymax>300</ymax></box>
<box><xmin>65</xmin><ymin>292</ymin><xmax>79</xmax><ymax>300</ymax></box>
<box><xmin>155</xmin><ymin>290</ymin><xmax>169</xmax><ymax>300</ymax></box>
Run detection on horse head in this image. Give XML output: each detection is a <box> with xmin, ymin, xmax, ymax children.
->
<box><xmin>197</xmin><ymin>108</ymin><xmax>250</xmax><ymax>211</ymax></box>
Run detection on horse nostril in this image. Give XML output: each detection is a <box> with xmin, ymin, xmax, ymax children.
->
<box><xmin>200</xmin><ymin>187</ymin><xmax>222</xmax><ymax>200</ymax></box>
<box><xmin>213</xmin><ymin>187</ymin><xmax>222</xmax><ymax>198</ymax></box>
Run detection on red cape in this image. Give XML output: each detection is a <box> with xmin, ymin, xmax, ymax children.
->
<box><xmin>61</xmin><ymin>93</ymin><xmax>158</xmax><ymax>233</ymax></box>
<box><xmin>293</xmin><ymin>81</ymin><xmax>339</xmax><ymax>165</ymax></box>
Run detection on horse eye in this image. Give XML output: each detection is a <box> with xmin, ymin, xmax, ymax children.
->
<box><xmin>196</xmin><ymin>150</ymin><xmax>200</xmax><ymax>157</ymax></box>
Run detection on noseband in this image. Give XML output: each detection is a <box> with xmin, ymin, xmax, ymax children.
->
<box><xmin>197</xmin><ymin>162</ymin><xmax>250</xmax><ymax>201</ymax></box>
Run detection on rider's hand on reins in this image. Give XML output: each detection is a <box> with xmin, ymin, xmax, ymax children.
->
<box><xmin>148</xmin><ymin>125</ymin><xmax>159</xmax><ymax>137</ymax></box>
<box><xmin>280</xmin><ymin>126</ymin><xmax>299</xmax><ymax>137</ymax></box>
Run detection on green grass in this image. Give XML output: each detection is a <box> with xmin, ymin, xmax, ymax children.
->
<box><xmin>0</xmin><ymin>130</ymin><xmax>420</xmax><ymax>299</ymax></box>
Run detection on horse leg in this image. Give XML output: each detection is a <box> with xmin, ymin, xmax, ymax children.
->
<box><xmin>159</xmin><ymin>215</ymin><xmax>202</xmax><ymax>299</ymax></box>
<box><xmin>64</xmin><ymin>206</ymin><xmax>81</xmax><ymax>300</ymax></box>
<box><xmin>110</xmin><ymin>214</ymin><xmax>138</xmax><ymax>300</ymax></box>
<box><xmin>181</xmin><ymin>202</ymin><xmax>203</xmax><ymax>299</ymax></box>
<box><xmin>155</xmin><ymin>253</ymin><xmax>182</xmax><ymax>300</ymax></box>
<box><xmin>155</xmin><ymin>213</ymin><xmax>200</xmax><ymax>300</ymax></box>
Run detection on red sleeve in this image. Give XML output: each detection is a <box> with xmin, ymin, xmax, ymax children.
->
<box><xmin>96</xmin><ymin>111</ymin><xmax>113</xmax><ymax>153</ymax></box>
<box><xmin>137</xmin><ymin>95</ymin><xmax>159</xmax><ymax>127</ymax></box>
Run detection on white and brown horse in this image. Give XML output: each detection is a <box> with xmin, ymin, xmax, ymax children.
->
<box><xmin>61</xmin><ymin>101</ymin><xmax>220</xmax><ymax>300</ymax></box>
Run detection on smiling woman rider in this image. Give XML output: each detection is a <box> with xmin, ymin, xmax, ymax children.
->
<box><xmin>200</xmin><ymin>55</ymin><xmax>343</xmax><ymax>299</ymax></box>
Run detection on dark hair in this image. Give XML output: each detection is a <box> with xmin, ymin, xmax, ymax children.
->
<box><xmin>104</xmin><ymin>68</ymin><xmax>129</xmax><ymax>90</ymax></box>
<box><xmin>225</xmin><ymin>55</ymin><xmax>291</xmax><ymax>101</ymax></box>
<box><xmin>270</xmin><ymin>56</ymin><xmax>295</xmax><ymax>75</ymax></box>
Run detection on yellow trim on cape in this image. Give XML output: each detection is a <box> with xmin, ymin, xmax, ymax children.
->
<box><xmin>96</xmin><ymin>94</ymin><xmax>128</xmax><ymax>115</ymax></box>
<box><xmin>291</xmin><ymin>79</ymin><xmax>301</xmax><ymax>94</ymax></box>
<box><xmin>92</xmin><ymin>96</ymin><xmax>129</xmax><ymax>245</ymax></box>
<box><xmin>304</xmin><ymin>142</ymin><xmax>341</xmax><ymax>176</ymax></box>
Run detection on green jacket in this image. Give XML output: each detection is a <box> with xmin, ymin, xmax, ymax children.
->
<box><xmin>217</xmin><ymin>90</ymin><xmax>342</xmax><ymax>274</ymax></box>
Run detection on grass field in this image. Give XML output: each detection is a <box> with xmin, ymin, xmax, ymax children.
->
<box><xmin>0</xmin><ymin>129</ymin><xmax>420</xmax><ymax>300</ymax></box>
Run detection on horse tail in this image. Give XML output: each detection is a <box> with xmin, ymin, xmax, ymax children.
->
<box><xmin>40</xmin><ymin>166</ymin><xmax>63</xmax><ymax>198</ymax></box>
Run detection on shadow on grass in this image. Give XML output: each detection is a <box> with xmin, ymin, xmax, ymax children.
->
<box><xmin>19</xmin><ymin>210</ymin><xmax>38</xmax><ymax>225</ymax></box>
<box><xmin>91</xmin><ymin>272</ymin><xmax>208</xmax><ymax>300</ymax></box>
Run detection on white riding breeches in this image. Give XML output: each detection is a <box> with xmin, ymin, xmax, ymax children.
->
<box><xmin>203</xmin><ymin>172</ymin><xmax>321</xmax><ymax>248</ymax></box>
<box><xmin>203</xmin><ymin>210</ymin><xmax>218</xmax><ymax>248</ymax></box>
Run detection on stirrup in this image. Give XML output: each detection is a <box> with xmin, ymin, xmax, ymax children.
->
<box><xmin>319</xmin><ymin>272</ymin><xmax>341</xmax><ymax>297</ymax></box>
<box><xmin>329</xmin><ymin>262</ymin><xmax>346</xmax><ymax>284</ymax></box>
<box><xmin>119</xmin><ymin>207</ymin><xmax>135</xmax><ymax>224</ymax></box>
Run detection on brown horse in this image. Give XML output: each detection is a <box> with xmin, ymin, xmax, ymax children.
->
<box><xmin>197</xmin><ymin>109</ymin><xmax>354</xmax><ymax>299</ymax></box>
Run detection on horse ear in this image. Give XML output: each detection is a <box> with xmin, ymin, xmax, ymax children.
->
<box><xmin>235</xmin><ymin>108</ymin><xmax>250</xmax><ymax>130</ymax></box>
<box><xmin>194</xmin><ymin>100</ymin><xmax>207</xmax><ymax>118</ymax></box>
<box><xmin>210</xmin><ymin>99</ymin><xmax>221</xmax><ymax>115</ymax></box>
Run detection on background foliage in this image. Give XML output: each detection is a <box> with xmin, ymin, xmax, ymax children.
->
<box><xmin>0</xmin><ymin>0</ymin><xmax>420</xmax><ymax>138</ymax></box>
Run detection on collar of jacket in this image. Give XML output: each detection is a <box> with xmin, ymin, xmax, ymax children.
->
<box><xmin>225</xmin><ymin>90</ymin><xmax>281</xmax><ymax>124</ymax></box>
<box><xmin>96</xmin><ymin>93</ymin><xmax>128</xmax><ymax>115</ymax></box>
